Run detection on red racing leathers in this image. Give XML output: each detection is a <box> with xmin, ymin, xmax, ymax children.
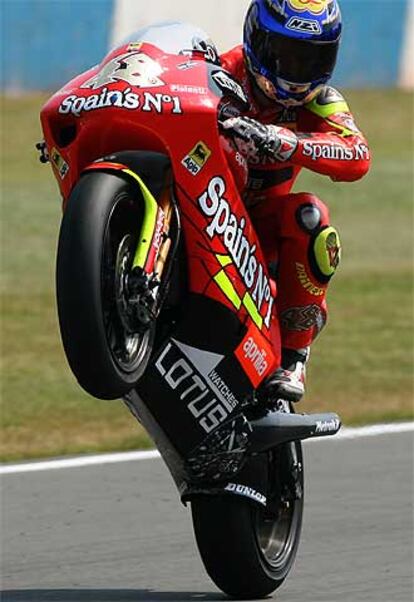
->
<box><xmin>221</xmin><ymin>46</ymin><xmax>371</xmax><ymax>350</ymax></box>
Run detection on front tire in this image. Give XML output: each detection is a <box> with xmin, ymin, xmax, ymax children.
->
<box><xmin>191</xmin><ymin>442</ymin><xmax>303</xmax><ymax>599</ymax></box>
<box><xmin>56</xmin><ymin>172</ymin><xmax>155</xmax><ymax>400</ymax></box>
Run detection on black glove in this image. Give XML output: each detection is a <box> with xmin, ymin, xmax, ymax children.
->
<box><xmin>222</xmin><ymin>116</ymin><xmax>298</xmax><ymax>164</ymax></box>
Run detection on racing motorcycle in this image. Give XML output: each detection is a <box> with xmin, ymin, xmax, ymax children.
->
<box><xmin>39</xmin><ymin>23</ymin><xmax>341</xmax><ymax>599</ymax></box>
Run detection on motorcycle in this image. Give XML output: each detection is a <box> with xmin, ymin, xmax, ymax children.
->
<box><xmin>39</xmin><ymin>22</ymin><xmax>341</xmax><ymax>599</ymax></box>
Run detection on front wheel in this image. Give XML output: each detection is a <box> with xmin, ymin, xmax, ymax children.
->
<box><xmin>191</xmin><ymin>442</ymin><xmax>304</xmax><ymax>599</ymax></box>
<box><xmin>56</xmin><ymin>172</ymin><xmax>156</xmax><ymax>400</ymax></box>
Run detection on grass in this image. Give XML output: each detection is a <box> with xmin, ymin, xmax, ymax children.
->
<box><xmin>1</xmin><ymin>90</ymin><xmax>413</xmax><ymax>461</ymax></box>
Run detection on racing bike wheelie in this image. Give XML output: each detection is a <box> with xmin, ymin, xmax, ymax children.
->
<box><xmin>39</xmin><ymin>23</ymin><xmax>341</xmax><ymax>598</ymax></box>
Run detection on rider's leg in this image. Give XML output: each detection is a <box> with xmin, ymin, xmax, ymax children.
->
<box><xmin>250</xmin><ymin>192</ymin><xmax>341</xmax><ymax>401</ymax></box>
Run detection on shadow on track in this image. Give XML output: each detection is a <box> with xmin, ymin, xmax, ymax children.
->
<box><xmin>1</xmin><ymin>591</ymin><xmax>226</xmax><ymax>602</ymax></box>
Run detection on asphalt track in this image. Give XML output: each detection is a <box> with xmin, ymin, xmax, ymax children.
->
<box><xmin>1</xmin><ymin>429</ymin><xmax>413</xmax><ymax>602</ymax></box>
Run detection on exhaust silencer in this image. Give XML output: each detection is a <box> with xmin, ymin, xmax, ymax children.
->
<box><xmin>249</xmin><ymin>410</ymin><xmax>341</xmax><ymax>453</ymax></box>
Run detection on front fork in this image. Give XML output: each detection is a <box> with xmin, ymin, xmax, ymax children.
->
<box><xmin>84</xmin><ymin>160</ymin><xmax>177</xmax><ymax>331</ymax></box>
<box><xmin>122</xmin><ymin>167</ymin><xmax>174</xmax><ymax>282</ymax></box>
<box><xmin>125</xmin><ymin>169</ymin><xmax>177</xmax><ymax>329</ymax></box>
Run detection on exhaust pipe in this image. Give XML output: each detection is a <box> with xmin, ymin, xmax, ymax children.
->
<box><xmin>249</xmin><ymin>410</ymin><xmax>341</xmax><ymax>453</ymax></box>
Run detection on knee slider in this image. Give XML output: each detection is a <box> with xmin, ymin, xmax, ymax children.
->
<box><xmin>308</xmin><ymin>226</ymin><xmax>341</xmax><ymax>283</ymax></box>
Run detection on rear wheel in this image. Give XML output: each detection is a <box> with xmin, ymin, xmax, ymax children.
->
<box><xmin>191</xmin><ymin>442</ymin><xmax>303</xmax><ymax>599</ymax></box>
<box><xmin>56</xmin><ymin>172</ymin><xmax>156</xmax><ymax>399</ymax></box>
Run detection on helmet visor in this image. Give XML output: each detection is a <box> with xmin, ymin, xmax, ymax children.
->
<box><xmin>250</xmin><ymin>28</ymin><xmax>339</xmax><ymax>83</ymax></box>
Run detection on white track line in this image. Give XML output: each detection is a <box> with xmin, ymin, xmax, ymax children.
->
<box><xmin>0</xmin><ymin>450</ymin><xmax>160</xmax><ymax>475</ymax></box>
<box><xmin>309</xmin><ymin>421</ymin><xmax>414</xmax><ymax>442</ymax></box>
<box><xmin>1</xmin><ymin>422</ymin><xmax>413</xmax><ymax>475</ymax></box>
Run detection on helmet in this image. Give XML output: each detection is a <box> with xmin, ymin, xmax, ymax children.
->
<box><xmin>243</xmin><ymin>0</ymin><xmax>342</xmax><ymax>107</ymax></box>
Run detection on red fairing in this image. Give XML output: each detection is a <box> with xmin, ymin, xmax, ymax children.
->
<box><xmin>40</xmin><ymin>40</ymin><xmax>282</xmax><ymax>383</ymax></box>
<box><xmin>220</xmin><ymin>134</ymin><xmax>249</xmax><ymax>192</ymax></box>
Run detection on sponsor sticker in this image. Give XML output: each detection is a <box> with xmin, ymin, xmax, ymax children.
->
<box><xmin>50</xmin><ymin>147</ymin><xmax>69</xmax><ymax>179</ymax></box>
<box><xmin>328</xmin><ymin>112</ymin><xmax>361</xmax><ymax>136</ymax></box>
<box><xmin>235</xmin><ymin>326</ymin><xmax>274</xmax><ymax>387</ymax></box>
<box><xmin>288</xmin><ymin>0</ymin><xmax>328</xmax><ymax>15</ymax></box>
<box><xmin>280</xmin><ymin>304</ymin><xmax>325</xmax><ymax>332</ymax></box>
<box><xmin>197</xmin><ymin>176</ymin><xmax>275</xmax><ymax>329</ymax></box>
<box><xmin>315</xmin><ymin>417</ymin><xmax>340</xmax><ymax>433</ymax></box>
<box><xmin>127</xmin><ymin>42</ymin><xmax>143</xmax><ymax>53</ymax></box>
<box><xmin>302</xmin><ymin>141</ymin><xmax>370</xmax><ymax>162</ymax></box>
<box><xmin>171</xmin><ymin>84</ymin><xmax>208</xmax><ymax>95</ymax></box>
<box><xmin>286</xmin><ymin>16</ymin><xmax>322</xmax><ymax>34</ymax></box>
<box><xmin>181</xmin><ymin>141</ymin><xmax>212</xmax><ymax>176</ymax></box>
<box><xmin>155</xmin><ymin>339</ymin><xmax>239</xmax><ymax>435</ymax></box>
<box><xmin>295</xmin><ymin>263</ymin><xmax>325</xmax><ymax>296</ymax></box>
<box><xmin>58</xmin><ymin>89</ymin><xmax>183</xmax><ymax>117</ymax></box>
<box><xmin>225</xmin><ymin>483</ymin><xmax>267</xmax><ymax>506</ymax></box>
<box><xmin>212</xmin><ymin>70</ymin><xmax>248</xmax><ymax>105</ymax></box>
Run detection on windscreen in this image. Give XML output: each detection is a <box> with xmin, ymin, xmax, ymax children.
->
<box><xmin>120</xmin><ymin>21</ymin><xmax>219</xmax><ymax>63</ymax></box>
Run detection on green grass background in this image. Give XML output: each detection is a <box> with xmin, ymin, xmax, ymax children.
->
<box><xmin>1</xmin><ymin>90</ymin><xmax>413</xmax><ymax>461</ymax></box>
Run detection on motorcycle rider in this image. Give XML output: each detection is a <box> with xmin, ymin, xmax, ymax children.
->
<box><xmin>220</xmin><ymin>0</ymin><xmax>371</xmax><ymax>402</ymax></box>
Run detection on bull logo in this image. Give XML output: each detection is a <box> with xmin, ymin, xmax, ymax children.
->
<box><xmin>288</xmin><ymin>0</ymin><xmax>328</xmax><ymax>15</ymax></box>
<box><xmin>81</xmin><ymin>52</ymin><xmax>165</xmax><ymax>90</ymax></box>
<box><xmin>193</xmin><ymin>144</ymin><xmax>208</xmax><ymax>163</ymax></box>
<box><xmin>189</xmin><ymin>141</ymin><xmax>212</xmax><ymax>167</ymax></box>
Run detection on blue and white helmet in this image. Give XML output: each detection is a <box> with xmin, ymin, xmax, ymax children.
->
<box><xmin>244</xmin><ymin>0</ymin><xmax>342</xmax><ymax>106</ymax></box>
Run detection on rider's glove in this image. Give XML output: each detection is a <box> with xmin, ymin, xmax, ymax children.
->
<box><xmin>222</xmin><ymin>116</ymin><xmax>298</xmax><ymax>164</ymax></box>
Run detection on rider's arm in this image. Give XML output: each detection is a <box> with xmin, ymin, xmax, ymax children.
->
<box><xmin>292</xmin><ymin>87</ymin><xmax>371</xmax><ymax>182</ymax></box>
<box><xmin>223</xmin><ymin>87</ymin><xmax>371</xmax><ymax>184</ymax></box>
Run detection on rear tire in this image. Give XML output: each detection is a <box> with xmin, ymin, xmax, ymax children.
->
<box><xmin>56</xmin><ymin>172</ymin><xmax>155</xmax><ymax>400</ymax></box>
<box><xmin>191</xmin><ymin>442</ymin><xmax>303</xmax><ymax>599</ymax></box>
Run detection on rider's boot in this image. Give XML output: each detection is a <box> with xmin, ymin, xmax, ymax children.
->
<box><xmin>258</xmin><ymin>347</ymin><xmax>310</xmax><ymax>403</ymax></box>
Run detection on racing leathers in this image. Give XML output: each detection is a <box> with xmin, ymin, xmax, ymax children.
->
<box><xmin>220</xmin><ymin>46</ymin><xmax>371</xmax><ymax>355</ymax></box>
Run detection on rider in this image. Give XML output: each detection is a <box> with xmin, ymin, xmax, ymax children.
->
<box><xmin>220</xmin><ymin>0</ymin><xmax>371</xmax><ymax>402</ymax></box>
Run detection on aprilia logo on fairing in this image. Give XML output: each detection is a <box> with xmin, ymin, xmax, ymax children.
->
<box><xmin>242</xmin><ymin>337</ymin><xmax>268</xmax><ymax>377</ymax></box>
<box><xmin>198</xmin><ymin>177</ymin><xmax>272</xmax><ymax>321</ymax></box>
<box><xmin>302</xmin><ymin>142</ymin><xmax>370</xmax><ymax>162</ymax></box>
<box><xmin>235</xmin><ymin>327</ymin><xmax>274</xmax><ymax>387</ymax></box>
<box><xmin>225</xmin><ymin>483</ymin><xmax>266</xmax><ymax>506</ymax></box>
<box><xmin>58</xmin><ymin>89</ymin><xmax>182</xmax><ymax>117</ymax></box>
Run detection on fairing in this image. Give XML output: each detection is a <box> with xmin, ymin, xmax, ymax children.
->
<box><xmin>40</xmin><ymin>25</ymin><xmax>281</xmax><ymax>490</ymax></box>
